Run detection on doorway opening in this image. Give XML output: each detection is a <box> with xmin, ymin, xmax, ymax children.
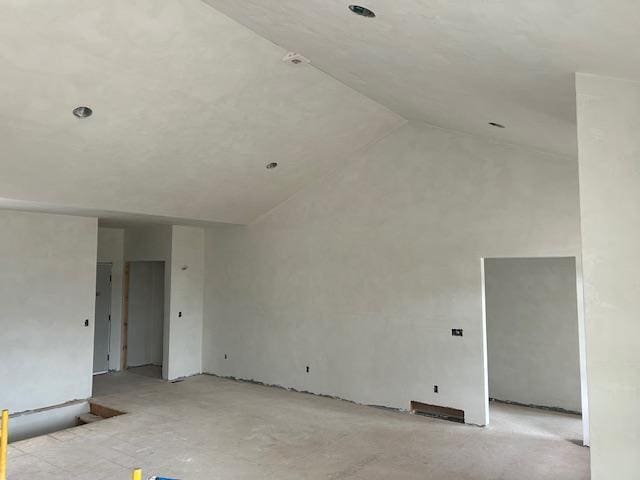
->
<box><xmin>481</xmin><ymin>257</ymin><xmax>588</xmax><ymax>446</ymax></box>
<box><xmin>123</xmin><ymin>261</ymin><xmax>165</xmax><ymax>379</ymax></box>
<box><xmin>93</xmin><ymin>263</ymin><xmax>112</xmax><ymax>375</ymax></box>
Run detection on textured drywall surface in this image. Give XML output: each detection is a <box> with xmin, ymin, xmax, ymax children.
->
<box><xmin>121</xmin><ymin>225</ymin><xmax>204</xmax><ymax>380</ymax></box>
<box><xmin>0</xmin><ymin>210</ymin><xmax>97</xmax><ymax>413</ymax></box>
<box><xmin>203</xmin><ymin>122</ymin><xmax>582</xmax><ymax>425</ymax></box>
<box><xmin>0</xmin><ymin>0</ymin><xmax>403</xmax><ymax>224</ymax></box>
<box><xmin>97</xmin><ymin>227</ymin><xmax>124</xmax><ymax>370</ymax></box>
<box><xmin>205</xmin><ymin>0</ymin><xmax>640</xmax><ymax>158</ymax></box>
<box><xmin>169</xmin><ymin>226</ymin><xmax>205</xmax><ymax>379</ymax></box>
<box><xmin>576</xmin><ymin>73</ymin><xmax>640</xmax><ymax>479</ymax></box>
<box><xmin>127</xmin><ymin>262</ymin><xmax>165</xmax><ymax>367</ymax></box>
<box><xmin>485</xmin><ymin>257</ymin><xmax>582</xmax><ymax>412</ymax></box>
<box><xmin>124</xmin><ymin>225</ymin><xmax>173</xmax><ymax>264</ymax></box>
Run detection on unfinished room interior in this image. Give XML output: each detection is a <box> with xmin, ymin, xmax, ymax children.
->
<box><xmin>1</xmin><ymin>0</ymin><xmax>638</xmax><ymax>478</ymax></box>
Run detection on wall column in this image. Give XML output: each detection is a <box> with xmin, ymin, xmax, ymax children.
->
<box><xmin>576</xmin><ymin>73</ymin><xmax>640</xmax><ymax>479</ymax></box>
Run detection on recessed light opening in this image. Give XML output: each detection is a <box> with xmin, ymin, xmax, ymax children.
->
<box><xmin>349</xmin><ymin>5</ymin><xmax>376</xmax><ymax>17</ymax></box>
<box><xmin>266</xmin><ymin>162</ymin><xmax>278</xmax><ymax>170</ymax></box>
<box><xmin>489</xmin><ymin>122</ymin><xmax>505</xmax><ymax>129</ymax></box>
<box><xmin>73</xmin><ymin>106</ymin><xmax>93</xmax><ymax>118</ymax></box>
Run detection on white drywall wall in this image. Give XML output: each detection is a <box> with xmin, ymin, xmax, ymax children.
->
<box><xmin>168</xmin><ymin>226</ymin><xmax>204</xmax><ymax>380</ymax></box>
<box><xmin>202</xmin><ymin>122</ymin><xmax>582</xmax><ymax>426</ymax></box>
<box><xmin>9</xmin><ymin>401</ymin><xmax>89</xmax><ymax>443</ymax></box>
<box><xmin>127</xmin><ymin>262</ymin><xmax>164</xmax><ymax>367</ymax></box>
<box><xmin>124</xmin><ymin>225</ymin><xmax>173</xmax><ymax>263</ymax></box>
<box><xmin>484</xmin><ymin>257</ymin><xmax>582</xmax><ymax>412</ymax></box>
<box><xmin>122</xmin><ymin>224</ymin><xmax>204</xmax><ymax>380</ymax></box>
<box><xmin>576</xmin><ymin>73</ymin><xmax>640</xmax><ymax>479</ymax></box>
<box><xmin>0</xmin><ymin>210</ymin><xmax>97</xmax><ymax>413</ymax></box>
<box><xmin>97</xmin><ymin>227</ymin><xmax>124</xmax><ymax>370</ymax></box>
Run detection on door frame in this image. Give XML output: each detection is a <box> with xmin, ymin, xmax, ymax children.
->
<box><xmin>121</xmin><ymin>262</ymin><xmax>130</xmax><ymax>370</ymax></box>
<box><xmin>480</xmin><ymin>255</ymin><xmax>590</xmax><ymax>446</ymax></box>
<box><xmin>94</xmin><ymin>262</ymin><xmax>113</xmax><ymax>375</ymax></box>
<box><xmin>121</xmin><ymin>261</ymin><xmax>166</xmax><ymax>372</ymax></box>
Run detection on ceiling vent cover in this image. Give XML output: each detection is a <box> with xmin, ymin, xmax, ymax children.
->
<box><xmin>283</xmin><ymin>52</ymin><xmax>310</xmax><ymax>66</ymax></box>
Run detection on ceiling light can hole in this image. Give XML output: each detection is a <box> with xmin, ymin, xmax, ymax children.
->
<box><xmin>266</xmin><ymin>162</ymin><xmax>278</xmax><ymax>170</ymax></box>
<box><xmin>349</xmin><ymin>5</ymin><xmax>376</xmax><ymax>17</ymax></box>
<box><xmin>73</xmin><ymin>106</ymin><xmax>93</xmax><ymax>118</ymax></box>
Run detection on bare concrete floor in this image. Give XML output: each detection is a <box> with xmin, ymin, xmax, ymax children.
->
<box><xmin>127</xmin><ymin>364</ymin><xmax>162</xmax><ymax>379</ymax></box>
<box><xmin>8</xmin><ymin>371</ymin><xmax>589</xmax><ymax>479</ymax></box>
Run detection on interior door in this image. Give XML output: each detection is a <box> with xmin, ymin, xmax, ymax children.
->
<box><xmin>93</xmin><ymin>263</ymin><xmax>112</xmax><ymax>374</ymax></box>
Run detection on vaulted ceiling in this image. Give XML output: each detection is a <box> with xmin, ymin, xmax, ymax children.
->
<box><xmin>1</xmin><ymin>0</ymin><xmax>639</xmax><ymax>224</ymax></box>
<box><xmin>0</xmin><ymin>1</ymin><xmax>403</xmax><ymax>224</ymax></box>
<box><xmin>205</xmin><ymin>0</ymin><xmax>640</xmax><ymax>159</ymax></box>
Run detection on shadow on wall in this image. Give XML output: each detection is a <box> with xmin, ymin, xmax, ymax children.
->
<box><xmin>126</xmin><ymin>262</ymin><xmax>165</xmax><ymax>369</ymax></box>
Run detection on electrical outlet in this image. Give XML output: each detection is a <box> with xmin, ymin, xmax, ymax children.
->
<box><xmin>224</xmin><ymin>354</ymin><xmax>228</xmax><ymax>360</ymax></box>
<box><xmin>434</xmin><ymin>385</ymin><xmax>439</xmax><ymax>393</ymax></box>
<box><xmin>451</xmin><ymin>329</ymin><xmax>463</xmax><ymax>337</ymax></box>
<box><xmin>306</xmin><ymin>366</ymin><xmax>310</xmax><ymax>373</ymax></box>
<box><xmin>178</xmin><ymin>311</ymin><xmax>182</xmax><ymax>318</ymax></box>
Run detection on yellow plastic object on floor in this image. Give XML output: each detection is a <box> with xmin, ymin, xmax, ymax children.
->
<box><xmin>0</xmin><ymin>409</ymin><xmax>8</xmax><ymax>480</ymax></box>
<box><xmin>132</xmin><ymin>468</ymin><xmax>178</xmax><ymax>480</ymax></box>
